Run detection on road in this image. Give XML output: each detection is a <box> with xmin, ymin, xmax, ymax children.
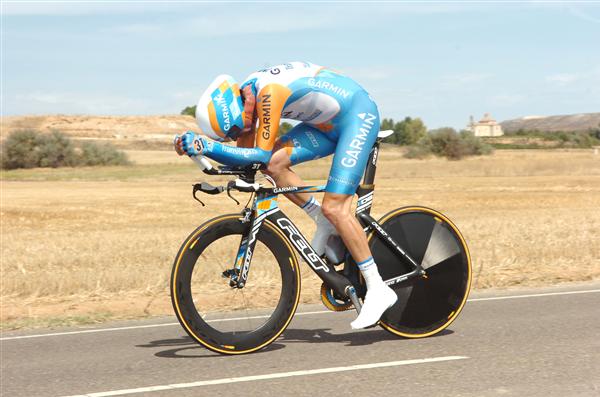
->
<box><xmin>1</xmin><ymin>283</ymin><xmax>599</xmax><ymax>397</ymax></box>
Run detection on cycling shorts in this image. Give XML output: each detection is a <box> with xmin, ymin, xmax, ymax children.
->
<box><xmin>278</xmin><ymin>90</ymin><xmax>380</xmax><ymax>195</ymax></box>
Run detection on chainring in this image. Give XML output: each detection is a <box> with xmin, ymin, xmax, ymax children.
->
<box><xmin>320</xmin><ymin>283</ymin><xmax>353</xmax><ymax>312</ymax></box>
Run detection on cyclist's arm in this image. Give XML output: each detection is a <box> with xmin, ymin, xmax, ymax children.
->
<box><xmin>201</xmin><ymin>141</ymin><xmax>270</xmax><ymax>166</ymax></box>
<box><xmin>254</xmin><ymin>83</ymin><xmax>292</xmax><ymax>154</ymax></box>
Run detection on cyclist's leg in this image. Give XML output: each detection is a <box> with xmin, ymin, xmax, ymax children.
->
<box><xmin>321</xmin><ymin>90</ymin><xmax>397</xmax><ymax>328</ymax></box>
<box><xmin>263</xmin><ymin>123</ymin><xmax>335</xmax><ymax>207</ymax></box>
<box><xmin>264</xmin><ymin>124</ymin><xmax>341</xmax><ymax>257</ymax></box>
<box><xmin>323</xmin><ymin>91</ymin><xmax>380</xmax><ymax>263</ymax></box>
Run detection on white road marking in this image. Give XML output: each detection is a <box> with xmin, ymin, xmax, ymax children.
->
<box><xmin>468</xmin><ymin>289</ymin><xmax>600</xmax><ymax>302</ymax></box>
<box><xmin>0</xmin><ymin>310</ymin><xmax>332</xmax><ymax>341</ymax></box>
<box><xmin>0</xmin><ymin>322</ymin><xmax>180</xmax><ymax>341</ymax></box>
<box><xmin>2</xmin><ymin>288</ymin><xmax>599</xmax><ymax>341</ymax></box>
<box><xmin>60</xmin><ymin>356</ymin><xmax>468</xmax><ymax>397</ymax></box>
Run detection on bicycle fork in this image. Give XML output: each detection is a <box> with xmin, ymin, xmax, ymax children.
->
<box><xmin>229</xmin><ymin>206</ymin><xmax>274</xmax><ymax>289</ymax></box>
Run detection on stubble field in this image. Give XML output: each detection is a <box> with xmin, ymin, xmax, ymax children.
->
<box><xmin>1</xmin><ymin>147</ymin><xmax>599</xmax><ymax>329</ymax></box>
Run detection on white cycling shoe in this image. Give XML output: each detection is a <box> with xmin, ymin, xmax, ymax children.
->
<box><xmin>350</xmin><ymin>283</ymin><xmax>398</xmax><ymax>329</ymax></box>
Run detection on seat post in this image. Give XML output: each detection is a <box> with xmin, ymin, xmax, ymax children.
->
<box><xmin>362</xmin><ymin>141</ymin><xmax>380</xmax><ymax>186</ymax></box>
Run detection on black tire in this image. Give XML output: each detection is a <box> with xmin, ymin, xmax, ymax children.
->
<box><xmin>368</xmin><ymin>207</ymin><xmax>472</xmax><ymax>338</ymax></box>
<box><xmin>171</xmin><ymin>214</ymin><xmax>301</xmax><ymax>354</ymax></box>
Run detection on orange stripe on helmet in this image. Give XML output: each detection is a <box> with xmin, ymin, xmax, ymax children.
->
<box><xmin>231</xmin><ymin>83</ymin><xmax>241</xmax><ymax>96</ymax></box>
<box><xmin>218</xmin><ymin>81</ymin><xmax>230</xmax><ymax>93</ymax></box>
<box><xmin>207</xmin><ymin>101</ymin><xmax>225</xmax><ymax>138</ymax></box>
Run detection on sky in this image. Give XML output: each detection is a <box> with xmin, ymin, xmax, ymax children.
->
<box><xmin>1</xmin><ymin>1</ymin><xmax>599</xmax><ymax>129</ymax></box>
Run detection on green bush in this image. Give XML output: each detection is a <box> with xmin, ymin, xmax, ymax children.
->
<box><xmin>381</xmin><ymin>117</ymin><xmax>427</xmax><ymax>146</ymax></box>
<box><xmin>38</xmin><ymin>130</ymin><xmax>78</xmax><ymax>168</ymax></box>
<box><xmin>458</xmin><ymin>130</ymin><xmax>494</xmax><ymax>155</ymax></box>
<box><xmin>592</xmin><ymin>124</ymin><xmax>600</xmax><ymax>140</ymax></box>
<box><xmin>1</xmin><ymin>129</ymin><xmax>77</xmax><ymax>169</ymax></box>
<box><xmin>78</xmin><ymin>142</ymin><xmax>130</xmax><ymax>166</ymax></box>
<box><xmin>181</xmin><ymin>105</ymin><xmax>196</xmax><ymax>117</ymax></box>
<box><xmin>404</xmin><ymin>141</ymin><xmax>432</xmax><ymax>159</ymax></box>
<box><xmin>404</xmin><ymin>128</ymin><xmax>493</xmax><ymax>160</ymax></box>
<box><xmin>505</xmin><ymin>128</ymin><xmax>600</xmax><ymax>148</ymax></box>
<box><xmin>1</xmin><ymin>129</ymin><xmax>42</xmax><ymax>169</ymax></box>
<box><xmin>560</xmin><ymin>131</ymin><xmax>598</xmax><ymax>148</ymax></box>
<box><xmin>1</xmin><ymin>130</ymin><xmax>129</xmax><ymax>170</ymax></box>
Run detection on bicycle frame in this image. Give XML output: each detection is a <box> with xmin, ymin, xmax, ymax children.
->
<box><xmin>231</xmin><ymin>140</ymin><xmax>425</xmax><ymax>298</ymax></box>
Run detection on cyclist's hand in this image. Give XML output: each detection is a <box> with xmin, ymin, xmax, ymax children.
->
<box><xmin>173</xmin><ymin>134</ymin><xmax>185</xmax><ymax>156</ymax></box>
<box><xmin>180</xmin><ymin>131</ymin><xmax>205</xmax><ymax>157</ymax></box>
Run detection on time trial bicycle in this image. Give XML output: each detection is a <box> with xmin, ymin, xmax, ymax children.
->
<box><xmin>171</xmin><ymin>130</ymin><xmax>472</xmax><ymax>355</ymax></box>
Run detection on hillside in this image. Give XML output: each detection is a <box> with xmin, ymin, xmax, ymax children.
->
<box><xmin>1</xmin><ymin>115</ymin><xmax>197</xmax><ymax>149</ymax></box>
<box><xmin>501</xmin><ymin>112</ymin><xmax>600</xmax><ymax>133</ymax></box>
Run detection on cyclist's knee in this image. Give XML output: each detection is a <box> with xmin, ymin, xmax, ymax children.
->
<box><xmin>321</xmin><ymin>194</ymin><xmax>352</xmax><ymax>224</ymax></box>
<box><xmin>264</xmin><ymin>146</ymin><xmax>292</xmax><ymax>176</ymax></box>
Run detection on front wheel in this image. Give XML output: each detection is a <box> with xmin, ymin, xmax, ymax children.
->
<box><xmin>368</xmin><ymin>206</ymin><xmax>472</xmax><ymax>338</ymax></box>
<box><xmin>171</xmin><ymin>214</ymin><xmax>301</xmax><ymax>354</ymax></box>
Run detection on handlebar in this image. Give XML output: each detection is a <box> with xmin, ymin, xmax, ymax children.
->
<box><xmin>189</xmin><ymin>155</ymin><xmax>265</xmax><ymax>206</ymax></box>
<box><xmin>190</xmin><ymin>154</ymin><xmax>262</xmax><ymax>178</ymax></box>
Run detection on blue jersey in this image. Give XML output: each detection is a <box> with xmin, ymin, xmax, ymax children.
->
<box><xmin>200</xmin><ymin>62</ymin><xmax>380</xmax><ymax>194</ymax></box>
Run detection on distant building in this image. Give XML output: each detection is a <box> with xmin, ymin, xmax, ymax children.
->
<box><xmin>467</xmin><ymin>113</ymin><xmax>504</xmax><ymax>137</ymax></box>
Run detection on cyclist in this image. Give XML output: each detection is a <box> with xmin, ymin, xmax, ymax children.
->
<box><xmin>175</xmin><ymin>61</ymin><xmax>397</xmax><ymax>329</ymax></box>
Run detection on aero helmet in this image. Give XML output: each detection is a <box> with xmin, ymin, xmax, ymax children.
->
<box><xmin>196</xmin><ymin>75</ymin><xmax>245</xmax><ymax>141</ymax></box>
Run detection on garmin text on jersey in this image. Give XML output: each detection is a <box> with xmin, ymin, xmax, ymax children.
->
<box><xmin>261</xmin><ymin>94</ymin><xmax>272</xmax><ymax>140</ymax></box>
<box><xmin>341</xmin><ymin>112</ymin><xmax>377</xmax><ymax>168</ymax></box>
<box><xmin>308</xmin><ymin>78</ymin><xmax>351</xmax><ymax>99</ymax></box>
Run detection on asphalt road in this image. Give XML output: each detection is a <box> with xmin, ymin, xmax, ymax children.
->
<box><xmin>2</xmin><ymin>283</ymin><xmax>599</xmax><ymax>397</ymax></box>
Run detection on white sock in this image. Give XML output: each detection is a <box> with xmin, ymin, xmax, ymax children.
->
<box><xmin>357</xmin><ymin>257</ymin><xmax>384</xmax><ymax>290</ymax></box>
<box><xmin>301</xmin><ymin>196</ymin><xmax>321</xmax><ymax>222</ymax></box>
<box><xmin>302</xmin><ymin>196</ymin><xmax>335</xmax><ymax>234</ymax></box>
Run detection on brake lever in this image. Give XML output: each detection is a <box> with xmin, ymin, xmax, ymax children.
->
<box><xmin>192</xmin><ymin>184</ymin><xmax>205</xmax><ymax>206</ymax></box>
<box><xmin>226</xmin><ymin>181</ymin><xmax>240</xmax><ymax>205</ymax></box>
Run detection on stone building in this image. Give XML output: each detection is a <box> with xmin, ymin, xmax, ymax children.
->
<box><xmin>467</xmin><ymin>113</ymin><xmax>504</xmax><ymax>137</ymax></box>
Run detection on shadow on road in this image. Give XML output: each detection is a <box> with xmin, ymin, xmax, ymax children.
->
<box><xmin>138</xmin><ymin>328</ymin><xmax>453</xmax><ymax>359</ymax></box>
<box><xmin>280</xmin><ymin>327</ymin><xmax>453</xmax><ymax>346</ymax></box>
<box><xmin>136</xmin><ymin>336</ymin><xmax>285</xmax><ymax>358</ymax></box>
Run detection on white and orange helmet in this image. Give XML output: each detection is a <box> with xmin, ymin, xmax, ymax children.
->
<box><xmin>195</xmin><ymin>75</ymin><xmax>246</xmax><ymax>141</ymax></box>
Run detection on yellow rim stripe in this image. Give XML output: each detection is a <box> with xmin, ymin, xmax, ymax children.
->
<box><xmin>172</xmin><ymin>215</ymin><xmax>301</xmax><ymax>354</ymax></box>
<box><xmin>372</xmin><ymin>206</ymin><xmax>472</xmax><ymax>338</ymax></box>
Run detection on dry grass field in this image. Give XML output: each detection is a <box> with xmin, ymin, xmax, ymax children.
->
<box><xmin>1</xmin><ymin>147</ymin><xmax>599</xmax><ymax>329</ymax></box>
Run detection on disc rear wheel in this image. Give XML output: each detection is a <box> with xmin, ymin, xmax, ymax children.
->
<box><xmin>368</xmin><ymin>207</ymin><xmax>472</xmax><ymax>338</ymax></box>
